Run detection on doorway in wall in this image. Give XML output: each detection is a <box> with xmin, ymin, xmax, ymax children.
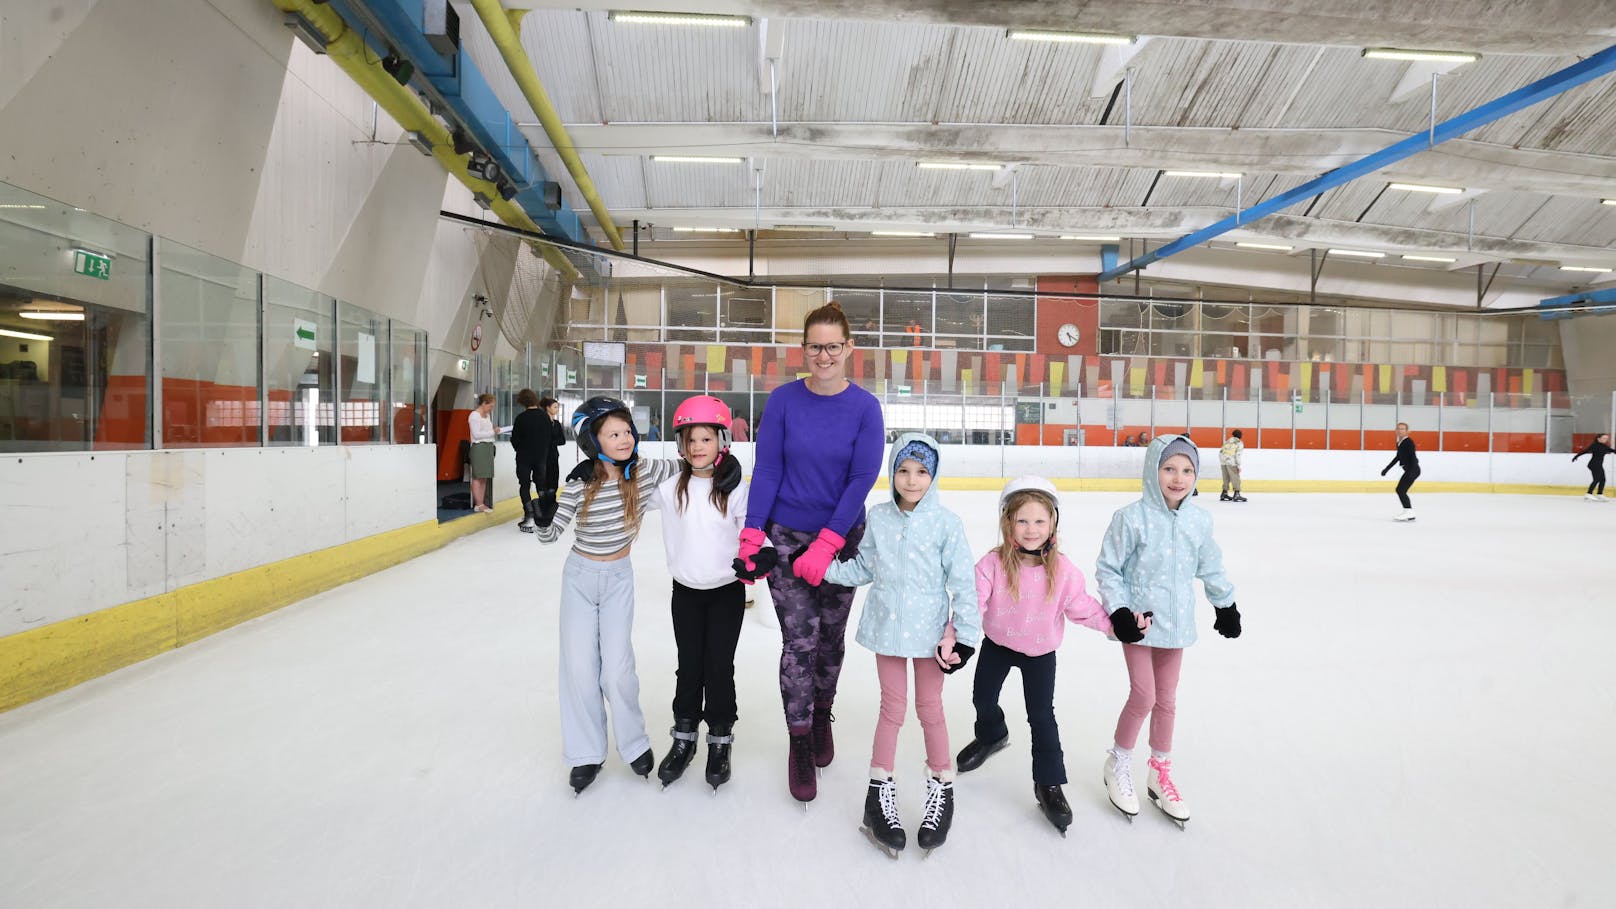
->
<box><xmin>433</xmin><ymin>375</ymin><xmax>476</xmax><ymax>522</ymax></box>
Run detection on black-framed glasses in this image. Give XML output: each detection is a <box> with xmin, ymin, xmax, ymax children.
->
<box><xmin>804</xmin><ymin>342</ymin><xmax>846</xmax><ymax>357</ymax></box>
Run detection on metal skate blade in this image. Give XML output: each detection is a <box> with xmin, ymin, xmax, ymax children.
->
<box><xmin>860</xmin><ymin>826</ymin><xmax>902</xmax><ymax>860</ymax></box>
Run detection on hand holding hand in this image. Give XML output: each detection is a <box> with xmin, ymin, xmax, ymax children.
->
<box><xmin>734</xmin><ymin>527</ymin><xmax>769</xmax><ymax>582</ymax></box>
<box><xmin>733</xmin><ymin>546</ymin><xmax>778</xmax><ymax>584</ymax></box>
<box><xmin>789</xmin><ymin>529</ymin><xmax>847</xmax><ymax>587</ymax></box>
<box><xmin>1109</xmin><ymin>608</ymin><xmax>1146</xmax><ymax>644</ymax></box>
<box><xmin>936</xmin><ymin>642</ymin><xmax>975</xmax><ymax>674</ymax></box>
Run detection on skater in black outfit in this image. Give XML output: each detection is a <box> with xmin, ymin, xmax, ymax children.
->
<box><xmin>1381</xmin><ymin>422</ymin><xmax>1420</xmax><ymax>522</ymax></box>
<box><xmin>1573</xmin><ymin>432</ymin><xmax>1611</xmax><ymax>502</ymax></box>
<box><xmin>511</xmin><ymin>389</ymin><xmax>550</xmax><ymax>532</ymax></box>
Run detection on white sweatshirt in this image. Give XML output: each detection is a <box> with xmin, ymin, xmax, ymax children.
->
<box><xmin>650</xmin><ymin>472</ymin><xmax>748</xmax><ymax>590</ymax></box>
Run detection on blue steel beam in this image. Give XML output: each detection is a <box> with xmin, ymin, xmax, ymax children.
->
<box><xmin>1538</xmin><ymin>286</ymin><xmax>1616</xmax><ymax>320</ymax></box>
<box><xmin>1099</xmin><ymin>44</ymin><xmax>1616</xmax><ymax>282</ymax></box>
<box><xmin>325</xmin><ymin>0</ymin><xmax>584</xmax><ymax>243</ymax></box>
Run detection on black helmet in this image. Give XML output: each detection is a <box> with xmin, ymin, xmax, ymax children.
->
<box><xmin>572</xmin><ymin>396</ymin><xmax>640</xmax><ymax>473</ymax></box>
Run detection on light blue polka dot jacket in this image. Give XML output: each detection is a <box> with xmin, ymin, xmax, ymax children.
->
<box><xmin>824</xmin><ymin>432</ymin><xmax>983</xmax><ymax>658</ymax></box>
<box><xmin>1095</xmin><ymin>434</ymin><xmax>1237</xmax><ymax>649</ymax></box>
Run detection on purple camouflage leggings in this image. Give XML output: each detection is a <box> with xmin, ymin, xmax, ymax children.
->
<box><xmin>764</xmin><ymin>521</ymin><xmax>866</xmax><ymax>732</ymax></box>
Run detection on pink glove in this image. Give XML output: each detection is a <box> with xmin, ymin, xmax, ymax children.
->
<box><xmin>790</xmin><ymin>528</ymin><xmax>846</xmax><ymax>587</ymax></box>
<box><xmin>736</xmin><ymin>527</ymin><xmax>768</xmax><ymax>575</ymax></box>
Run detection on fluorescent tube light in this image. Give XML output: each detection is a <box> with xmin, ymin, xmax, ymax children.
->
<box><xmin>651</xmin><ymin>155</ymin><xmax>745</xmax><ymax>164</ymax></box>
<box><xmin>917</xmin><ymin>161</ymin><xmax>1003</xmax><ymax>172</ymax></box>
<box><xmin>1236</xmin><ymin>242</ymin><xmax>1293</xmax><ymax>251</ymax></box>
<box><xmin>1402</xmin><ymin>255</ymin><xmax>1457</xmax><ymax>263</ymax></box>
<box><xmin>871</xmin><ymin>230</ymin><xmax>936</xmax><ymax>238</ymax></box>
<box><xmin>20</xmin><ymin>311</ymin><xmax>85</xmax><ymax>320</ymax></box>
<box><xmin>1164</xmin><ymin>170</ymin><xmax>1241</xmax><ymax>179</ymax></box>
<box><xmin>671</xmin><ymin>227</ymin><xmax>740</xmax><ymax>233</ymax></box>
<box><xmin>771</xmin><ymin>224</ymin><xmax>836</xmax><ymax>232</ymax></box>
<box><xmin>1007</xmin><ymin>29</ymin><xmax>1134</xmax><ymax>45</ymax></box>
<box><xmin>1561</xmin><ymin>265</ymin><xmax>1613</xmax><ymax>273</ymax></box>
<box><xmin>1363</xmin><ymin>47</ymin><xmax>1480</xmax><ymax>63</ymax></box>
<box><xmin>1060</xmin><ymin>235</ymin><xmax>1121</xmax><ymax>241</ymax></box>
<box><xmin>1389</xmin><ymin>182</ymin><xmax>1464</xmax><ymax>195</ymax></box>
<box><xmin>608</xmin><ymin>10</ymin><xmax>751</xmax><ymax>27</ymax></box>
<box><xmin>0</xmin><ymin>203</ymin><xmax>46</xmax><ymax>210</ymax></box>
<box><xmin>1327</xmin><ymin>248</ymin><xmax>1385</xmax><ymax>259</ymax></box>
<box><xmin>0</xmin><ymin>328</ymin><xmax>53</xmax><ymax>341</ymax></box>
<box><xmin>969</xmin><ymin>232</ymin><xmax>1034</xmax><ymax>240</ymax></box>
<box><xmin>1602</xmin><ymin>199</ymin><xmax>1616</xmax><ymax>206</ymax></box>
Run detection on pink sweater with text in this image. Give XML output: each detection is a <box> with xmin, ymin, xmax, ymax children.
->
<box><xmin>974</xmin><ymin>552</ymin><xmax>1110</xmax><ymax>657</ymax></box>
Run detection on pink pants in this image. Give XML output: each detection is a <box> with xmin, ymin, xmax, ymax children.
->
<box><xmin>872</xmin><ymin>654</ymin><xmax>951</xmax><ymax>775</ymax></box>
<box><xmin>1113</xmin><ymin>644</ymin><xmax>1185</xmax><ymax>754</ymax></box>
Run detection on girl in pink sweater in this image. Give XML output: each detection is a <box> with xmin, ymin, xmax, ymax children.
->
<box><xmin>953</xmin><ymin>476</ymin><xmax>1142</xmax><ymax>836</ymax></box>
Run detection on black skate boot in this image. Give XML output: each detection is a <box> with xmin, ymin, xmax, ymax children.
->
<box><xmin>916</xmin><ymin>776</ymin><xmax>954</xmax><ymax>855</ymax></box>
<box><xmin>860</xmin><ymin>777</ymin><xmax>905</xmax><ymax>859</ymax></box>
<box><xmin>1218</xmin><ymin>492</ymin><xmax>1231</xmax><ymax>502</ymax></box>
<box><xmin>1035</xmin><ymin>783</ymin><xmax>1073</xmax><ymax>837</ymax></box>
<box><xmin>569</xmin><ymin>763</ymin><xmax>603</xmax><ymax>795</ymax></box>
<box><xmin>704</xmin><ymin>724</ymin><xmax>734</xmax><ymax>792</ymax></box>
<box><xmin>518</xmin><ymin>500</ymin><xmax>536</xmax><ymax>532</ymax></box>
<box><xmin>955</xmin><ymin>735</ymin><xmax>1009</xmax><ymax>773</ymax></box>
<box><xmin>1232</xmin><ymin>493</ymin><xmax>1247</xmax><ymax>502</ymax></box>
<box><xmin>630</xmin><ymin>747</ymin><xmax>655</xmax><ymax>779</ymax></box>
<box><xmin>657</xmin><ymin>719</ymin><xmax>699</xmax><ymax>787</ymax></box>
<box><xmin>787</xmin><ymin>730</ymin><xmax>816</xmax><ymax>804</ymax></box>
<box><xmin>811</xmin><ymin>700</ymin><xmax>835</xmax><ymax>769</ymax></box>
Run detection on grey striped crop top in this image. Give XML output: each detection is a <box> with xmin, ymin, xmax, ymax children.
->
<box><xmin>535</xmin><ymin>458</ymin><xmax>680</xmax><ymax>556</ymax></box>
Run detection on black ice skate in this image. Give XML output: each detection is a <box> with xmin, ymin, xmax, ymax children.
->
<box><xmin>657</xmin><ymin>719</ymin><xmax>699</xmax><ymax>788</ymax></box>
<box><xmin>955</xmin><ymin>735</ymin><xmax>1009</xmax><ymax>773</ymax></box>
<box><xmin>1218</xmin><ymin>492</ymin><xmax>1232</xmax><ymax>501</ymax></box>
<box><xmin>704</xmin><ymin>725</ymin><xmax>734</xmax><ymax>793</ymax></box>
<box><xmin>1034</xmin><ymin>783</ymin><xmax>1073</xmax><ymax>837</ymax></box>
<box><xmin>860</xmin><ymin>777</ymin><xmax>905</xmax><ymax>859</ymax></box>
<box><xmin>569</xmin><ymin>763</ymin><xmax>603</xmax><ymax>795</ymax></box>
<box><xmin>630</xmin><ymin>747</ymin><xmax>655</xmax><ymax>779</ymax></box>
<box><xmin>916</xmin><ymin>776</ymin><xmax>954</xmax><ymax>855</ymax></box>
<box><xmin>1232</xmin><ymin>494</ymin><xmax>1247</xmax><ymax>502</ymax></box>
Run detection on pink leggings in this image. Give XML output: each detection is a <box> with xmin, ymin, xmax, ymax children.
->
<box><xmin>1113</xmin><ymin>644</ymin><xmax>1185</xmax><ymax>754</ymax></box>
<box><xmin>872</xmin><ymin>654</ymin><xmax>951</xmax><ymax>775</ymax></box>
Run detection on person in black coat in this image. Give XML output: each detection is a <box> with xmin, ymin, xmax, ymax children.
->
<box><xmin>1381</xmin><ymin>421</ymin><xmax>1421</xmax><ymax>521</ymax></box>
<box><xmin>535</xmin><ymin>395</ymin><xmax>566</xmax><ymax>524</ymax></box>
<box><xmin>512</xmin><ymin>390</ymin><xmax>566</xmax><ymax>531</ymax></box>
<box><xmin>1573</xmin><ymin>432</ymin><xmax>1611</xmax><ymax>501</ymax></box>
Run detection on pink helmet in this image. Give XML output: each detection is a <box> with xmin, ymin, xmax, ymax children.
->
<box><xmin>672</xmin><ymin>395</ymin><xmax>733</xmax><ymax>462</ymax></box>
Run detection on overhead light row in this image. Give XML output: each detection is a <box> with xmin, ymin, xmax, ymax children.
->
<box><xmin>1362</xmin><ymin>47</ymin><xmax>1480</xmax><ymax>63</ymax></box>
<box><xmin>607</xmin><ymin>10</ymin><xmax>750</xmax><ymax>27</ymax></box>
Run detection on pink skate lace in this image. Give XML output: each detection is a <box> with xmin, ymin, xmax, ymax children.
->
<box><xmin>1148</xmin><ymin>757</ymin><xmax>1180</xmax><ymax>801</ymax></box>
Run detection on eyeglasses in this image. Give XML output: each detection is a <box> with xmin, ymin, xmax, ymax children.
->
<box><xmin>804</xmin><ymin>342</ymin><xmax>846</xmax><ymax>357</ymax></box>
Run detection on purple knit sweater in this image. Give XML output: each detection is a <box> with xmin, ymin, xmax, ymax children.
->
<box><xmin>744</xmin><ymin>379</ymin><xmax>885</xmax><ymax>536</ymax></box>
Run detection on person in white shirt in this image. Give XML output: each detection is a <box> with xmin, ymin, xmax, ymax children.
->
<box><xmin>467</xmin><ymin>394</ymin><xmax>497</xmax><ymax>512</ymax></box>
<box><xmin>648</xmin><ymin>395</ymin><xmax>754</xmax><ymax>791</ymax></box>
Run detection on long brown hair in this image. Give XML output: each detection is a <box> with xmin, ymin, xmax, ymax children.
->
<box><xmin>804</xmin><ymin>300</ymin><xmax>851</xmax><ymax>339</ymax></box>
<box><xmin>673</xmin><ymin>425</ymin><xmax>731</xmax><ymax>517</ymax></box>
<box><xmin>995</xmin><ymin>490</ymin><xmax>1061</xmax><ymax>602</ymax></box>
<box><xmin>578</xmin><ymin>413</ymin><xmax>641</xmax><ymax>529</ymax></box>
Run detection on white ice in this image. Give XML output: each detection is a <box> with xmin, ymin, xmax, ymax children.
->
<box><xmin>1</xmin><ymin>491</ymin><xmax>1612</xmax><ymax>908</ymax></box>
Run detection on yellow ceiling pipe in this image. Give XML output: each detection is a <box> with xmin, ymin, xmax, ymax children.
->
<box><xmin>468</xmin><ymin>0</ymin><xmax>626</xmax><ymax>252</ymax></box>
<box><xmin>270</xmin><ymin>0</ymin><xmax>580</xmax><ymax>281</ymax></box>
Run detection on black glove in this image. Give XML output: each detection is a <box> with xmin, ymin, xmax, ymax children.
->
<box><xmin>732</xmin><ymin>547</ymin><xmax>778</xmax><ymax>582</ymax></box>
<box><xmin>713</xmin><ymin>455</ymin><xmax>742</xmax><ymax>495</ymax></box>
<box><xmin>1380</xmin><ymin>467</ymin><xmax>1390</xmax><ymax>477</ymax></box>
<box><xmin>938</xmin><ymin>642</ymin><xmax>975</xmax><ymax>675</ymax></box>
<box><xmin>566</xmin><ymin>460</ymin><xmax>597</xmax><ymax>485</ymax></box>
<box><xmin>1213</xmin><ymin>603</ymin><xmax>1241</xmax><ymax>639</ymax></box>
<box><xmin>1109</xmin><ymin>608</ymin><xmax>1146</xmax><ymax>644</ymax></box>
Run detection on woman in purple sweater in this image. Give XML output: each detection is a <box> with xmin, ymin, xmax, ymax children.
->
<box><xmin>735</xmin><ymin>302</ymin><xmax>885</xmax><ymax>804</ymax></box>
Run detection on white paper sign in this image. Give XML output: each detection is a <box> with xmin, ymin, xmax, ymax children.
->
<box><xmin>357</xmin><ymin>332</ymin><xmax>376</xmax><ymax>384</ymax></box>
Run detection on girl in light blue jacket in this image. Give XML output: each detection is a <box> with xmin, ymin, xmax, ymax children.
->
<box><xmin>818</xmin><ymin>432</ymin><xmax>980</xmax><ymax>855</ymax></box>
<box><xmin>1095</xmin><ymin>434</ymin><xmax>1241</xmax><ymax>829</ymax></box>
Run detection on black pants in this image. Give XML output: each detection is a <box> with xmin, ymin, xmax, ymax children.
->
<box><xmin>671</xmin><ymin>580</ymin><xmax>746</xmax><ymax>727</ymax></box>
<box><xmin>971</xmin><ymin>636</ymin><xmax>1065</xmax><ymax>785</ymax></box>
<box><xmin>516</xmin><ymin>457</ymin><xmax>558</xmax><ymax>521</ymax></box>
<box><xmin>1589</xmin><ymin>465</ymin><xmax>1606</xmax><ymax>496</ymax></box>
<box><xmin>516</xmin><ymin>457</ymin><xmax>537</xmax><ymax>509</ymax></box>
<box><xmin>1396</xmin><ymin>466</ymin><xmax>1421</xmax><ymax>509</ymax></box>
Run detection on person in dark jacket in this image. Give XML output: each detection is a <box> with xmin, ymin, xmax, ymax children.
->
<box><xmin>1573</xmin><ymin>432</ymin><xmax>1611</xmax><ymax>502</ymax></box>
<box><xmin>535</xmin><ymin>395</ymin><xmax>566</xmax><ymax>524</ymax></box>
<box><xmin>511</xmin><ymin>389</ymin><xmax>548</xmax><ymax>532</ymax></box>
<box><xmin>1381</xmin><ymin>421</ymin><xmax>1420</xmax><ymax>522</ymax></box>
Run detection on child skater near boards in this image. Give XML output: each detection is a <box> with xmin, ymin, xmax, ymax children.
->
<box><xmin>536</xmin><ymin>397</ymin><xmax>730</xmax><ymax>795</ymax></box>
<box><xmin>1572</xmin><ymin>432</ymin><xmax>1611</xmax><ymax>501</ymax></box>
<box><xmin>648</xmin><ymin>396</ymin><xmax>751</xmax><ymax>791</ymax></box>
<box><xmin>1095</xmin><ymin>435</ymin><xmax>1240</xmax><ymax>829</ymax></box>
<box><xmin>808</xmin><ymin>433</ymin><xmax>980</xmax><ymax>858</ymax></box>
<box><xmin>953</xmin><ymin>476</ymin><xmax>1118</xmax><ymax>837</ymax></box>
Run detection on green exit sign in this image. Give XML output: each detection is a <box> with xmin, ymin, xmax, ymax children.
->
<box><xmin>72</xmin><ymin>249</ymin><xmax>111</xmax><ymax>280</ymax></box>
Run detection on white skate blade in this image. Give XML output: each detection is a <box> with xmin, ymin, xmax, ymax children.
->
<box><xmin>1150</xmin><ymin>793</ymin><xmax>1190</xmax><ymax>829</ymax></box>
<box><xmin>859</xmin><ymin>825</ymin><xmax>902</xmax><ymax>859</ymax></box>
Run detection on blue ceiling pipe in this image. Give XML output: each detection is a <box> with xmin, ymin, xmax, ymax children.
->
<box><xmin>323</xmin><ymin>0</ymin><xmax>584</xmax><ymax>244</ymax></box>
<box><xmin>1538</xmin><ymin>286</ymin><xmax>1616</xmax><ymax>320</ymax></box>
<box><xmin>1100</xmin><ymin>44</ymin><xmax>1616</xmax><ymax>282</ymax></box>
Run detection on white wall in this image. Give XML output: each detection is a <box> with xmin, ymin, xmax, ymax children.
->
<box><xmin>0</xmin><ymin>445</ymin><xmax>436</xmax><ymax>636</ymax></box>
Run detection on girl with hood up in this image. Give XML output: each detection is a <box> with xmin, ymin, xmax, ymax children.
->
<box><xmin>1095</xmin><ymin>435</ymin><xmax>1241</xmax><ymax>829</ymax></box>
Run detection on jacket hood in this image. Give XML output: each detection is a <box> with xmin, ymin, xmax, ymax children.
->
<box><xmin>1141</xmin><ymin>433</ymin><xmax>1197</xmax><ymax>513</ymax></box>
<box><xmin>889</xmin><ymin>431</ymin><xmax>942</xmax><ymax>512</ymax></box>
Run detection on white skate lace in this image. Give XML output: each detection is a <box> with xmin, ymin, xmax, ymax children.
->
<box><xmin>1111</xmin><ymin>752</ymin><xmax>1136</xmax><ymax>798</ymax></box>
<box><xmin>1148</xmin><ymin>757</ymin><xmax>1180</xmax><ymax>802</ymax></box>
<box><xmin>877</xmin><ymin>780</ymin><xmax>902</xmax><ymax>825</ymax></box>
<box><xmin>920</xmin><ymin>777</ymin><xmax>949</xmax><ymax>830</ymax></box>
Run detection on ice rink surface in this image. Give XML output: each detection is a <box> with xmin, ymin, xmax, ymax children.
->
<box><xmin>2</xmin><ymin>490</ymin><xmax>1612</xmax><ymax>908</ymax></box>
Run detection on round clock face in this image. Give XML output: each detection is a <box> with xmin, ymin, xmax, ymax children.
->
<box><xmin>1057</xmin><ymin>323</ymin><xmax>1080</xmax><ymax>347</ymax></box>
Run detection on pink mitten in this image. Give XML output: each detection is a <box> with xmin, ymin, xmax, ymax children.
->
<box><xmin>790</xmin><ymin>529</ymin><xmax>847</xmax><ymax>587</ymax></box>
<box><xmin>736</xmin><ymin>527</ymin><xmax>768</xmax><ymax>573</ymax></box>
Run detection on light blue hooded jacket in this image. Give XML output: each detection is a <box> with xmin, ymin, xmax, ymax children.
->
<box><xmin>824</xmin><ymin>432</ymin><xmax>983</xmax><ymax>658</ymax></box>
<box><xmin>1095</xmin><ymin>434</ymin><xmax>1236</xmax><ymax>649</ymax></box>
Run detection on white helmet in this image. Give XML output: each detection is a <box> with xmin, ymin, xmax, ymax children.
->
<box><xmin>1000</xmin><ymin>476</ymin><xmax>1059</xmax><ymax>516</ymax></box>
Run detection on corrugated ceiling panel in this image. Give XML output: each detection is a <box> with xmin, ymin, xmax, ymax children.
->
<box><xmin>927</xmin><ymin>27</ymin><xmax>1111</xmax><ymax>124</ymax></box>
<box><xmin>642</xmin><ymin>158</ymin><xmax>753</xmax><ymax>208</ymax></box>
<box><xmin>1309</xmin><ymin>180</ymin><xmax>1387</xmax><ymax>222</ymax></box>
<box><xmin>510</xmin><ymin>9</ymin><xmax>601</xmax><ymax>123</ymax></box>
<box><xmin>1509</xmin><ymin>197</ymin><xmax>1616</xmax><ymax>247</ymax></box>
<box><xmin>775</xmin><ymin>19</ymin><xmax>958</xmax><ymax>122</ymax></box>
<box><xmin>581</xmin><ymin>10</ymin><xmax>762</xmax><ymax>123</ymax></box>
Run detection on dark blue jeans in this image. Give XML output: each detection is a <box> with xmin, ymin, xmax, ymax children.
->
<box><xmin>971</xmin><ymin>636</ymin><xmax>1066</xmax><ymax>786</ymax></box>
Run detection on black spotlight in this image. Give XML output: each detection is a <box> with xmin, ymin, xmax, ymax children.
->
<box><xmin>451</xmin><ymin>129</ymin><xmax>474</xmax><ymax>156</ymax></box>
<box><xmin>496</xmin><ymin>180</ymin><xmax>518</xmax><ymax>202</ymax></box>
<box><xmin>468</xmin><ymin>153</ymin><xmax>499</xmax><ymax>183</ymax></box>
<box><xmin>380</xmin><ymin>51</ymin><xmax>414</xmax><ymax>86</ymax></box>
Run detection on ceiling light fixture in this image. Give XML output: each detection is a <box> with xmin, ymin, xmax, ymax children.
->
<box><xmin>1327</xmin><ymin>248</ymin><xmax>1386</xmax><ymax>259</ymax></box>
<box><xmin>1060</xmin><ymin>235</ymin><xmax>1121</xmax><ymax>241</ymax></box>
<box><xmin>1402</xmin><ymin>254</ymin><xmax>1457</xmax><ymax>263</ymax></box>
<box><xmin>651</xmin><ymin>155</ymin><xmax>745</xmax><ymax>164</ymax></box>
<box><xmin>1561</xmin><ymin>265</ymin><xmax>1613</xmax><ymax>273</ymax></box>
<box><xmin>607</xmin><ymin>10</ymin><xmax>751</xmax><ymax>27</ymax></box>
<box><xmin>1602</xmin><ymin>199</ymin><xmax>1616</xmax><ymax>206</ymax></box>
<box><xmin>0</xmin><ymin>203</ymin><xmax>46</xmax><ymax>210</ymax></box>
<box><xmin>1235</xmin><ymin>242</ymin><xmax>1294</xmax><ymax>251</ymax></box>
<box><xmin>1007</xmin><ymin>28</ymin><xmax>1134</xmax><ymax>45</ymax></box>
<box><xmin>1164</xmin><ymin>169</ymin><xmax>1241</xmax><ymax>179</ymax></box>
<box><xmin>380</xmin><ymin>49</ymin><xmax>414</xmax><ymax>86</ymax></box>
<box><xmin>672</xmin><ymin>227</ymin><xmax>740</xmax><ymax>233</ymax></box>
<box><xmin>1363</xmin><ymin>47</ymin><xmax>1480</xmax><ymax>63</ymax></box>
<box><xmin>917</xmin><ymin>161</ymin><xmax>1003</xmax><ymax>172</ymax></box>
<box><xmin>969</xmin><ymin>232</ymin><xmax>1034</xmax><ymax>240</ymax></box>
<box><xmin>1388</xmin><ymin>182</ymin><xmax>1464</xmax><ymax>195</ymax></box>
<box><xmin>772</xmin><ymin>224</ymin><xmax>836</xmax><ymax>232</ymax></box>
<box><xmin>20</xmin><ymin>311</ymin><xmax>85</xmax><ymax>320</ymax></box>
<box><xmin>871</xmin><ymin>230</ymin><xmax>936</xmax><ymax>238</ymax></box>
<box><xmin>0</xmin><ymin>328</ymin><xmax>53</xmax><ymax>341</ymax></box>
